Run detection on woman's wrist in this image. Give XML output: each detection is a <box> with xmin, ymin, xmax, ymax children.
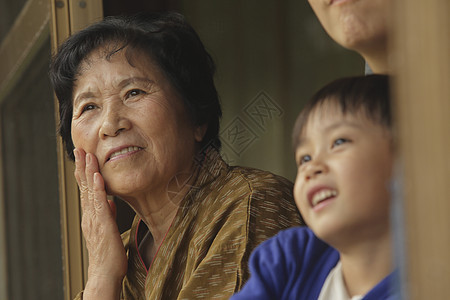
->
<box><xmin>83</xmin><ymin>275</ymin><xmax>123</xmax><ymax>300</ymax></box>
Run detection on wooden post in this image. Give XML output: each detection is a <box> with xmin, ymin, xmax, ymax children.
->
<box><xmin>49</xmin><ymin>1</ymin><xmax>103</xmax><ymax>299</ymax></box>
<box><xmin>392</xmin><ymin>0</ymin><xmax>450</xmax><ymax>298</ymax></box>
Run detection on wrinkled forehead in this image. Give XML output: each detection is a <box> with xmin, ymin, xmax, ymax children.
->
<box><xmin>77</xmin><ymin>44</ymin><xmax>155</xmax><ymax>78</ymax></box>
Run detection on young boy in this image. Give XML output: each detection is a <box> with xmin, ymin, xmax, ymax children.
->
<box><xmin>231</xmin><ymin>75</ymin><xmax>398</xmax><ymax>299</ymax></box>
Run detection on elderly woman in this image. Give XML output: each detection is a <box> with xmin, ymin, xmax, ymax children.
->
<box><xmin>50</xmin><ymin>12</ymin><xmax>302</xmax><ymax>299</ymax></box>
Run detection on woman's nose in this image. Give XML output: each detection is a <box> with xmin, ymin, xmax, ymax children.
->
<box><xmin>98</xmin><ymin>103</ymin><xmax>131</xmax><ymax>138</ymax></box>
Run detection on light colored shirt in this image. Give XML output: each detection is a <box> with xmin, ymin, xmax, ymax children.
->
<box><xmin>318</xmin><ymin>261</ymin><xmax>363</xmax><ymax>300</ymax></box>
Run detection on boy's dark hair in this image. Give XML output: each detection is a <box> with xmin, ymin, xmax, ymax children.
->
<box><xmin>292</xmin><ymin>75</ymin><xmax>391</xmax><ymax>149</ymax></box>
<box><xmin>49</xmin><ymin>12</ymin><xmax>221</xmax><ymax>160</ymax></box>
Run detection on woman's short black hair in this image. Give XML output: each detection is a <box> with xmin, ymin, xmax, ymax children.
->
<box><xmin>50</xmin><ymin>12</ymin><xmax>222</xmax><ymax>160</ymax></box>
<box><xmin>292</xmin><ymin>75</ymin><xmax>391</xmax><ymax>149</ymax></box>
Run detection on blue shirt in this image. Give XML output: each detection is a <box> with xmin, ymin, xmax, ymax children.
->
<box><xmin>231</xmin><ymin>227</ymin><xmax>399</xmax><ymax>300</ymax></box>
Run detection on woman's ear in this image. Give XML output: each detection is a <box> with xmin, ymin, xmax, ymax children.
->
<box><xmin>194</xmin><ymin>124</ymin><xmax>208</xmax><ymax>142</ymax></box>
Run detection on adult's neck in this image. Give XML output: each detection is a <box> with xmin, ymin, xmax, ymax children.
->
<box><xmin>360</xmin><ymin>44</ymin><xmax>390</xmax><ymax>74</ymax></box>
<box><xmin>122</xmin><ymin>165</ymin><xmax>200</xmax><ymax>244</ymax></box>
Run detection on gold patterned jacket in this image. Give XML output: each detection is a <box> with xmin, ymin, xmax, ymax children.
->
<box><xmin>75</xmin><ymin>148</ymin><xmax>303</xmax><ymax>299</ymax></box>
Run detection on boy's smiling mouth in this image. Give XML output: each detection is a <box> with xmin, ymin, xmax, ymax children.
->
<box><xmin>309</xmin><ymin>188</ymin><xmax>338</xmax><ymax>207</ymax></box>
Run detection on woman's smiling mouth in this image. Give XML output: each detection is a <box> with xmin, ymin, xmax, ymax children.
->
<box><xmin>107</xmin><ymin>146</ymin><xmax>143</xmax><ymax>162</ymax></box>
<box><xmin>329</xmin><ymin>0</ymin><xmax>354</xmax><ymax>6</ymax></box>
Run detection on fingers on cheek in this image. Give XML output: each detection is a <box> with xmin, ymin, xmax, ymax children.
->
<box><xmin>92</xmin><ymin>173</ymin><xmax>108</xmax><ymax>212</ymax></box>
<box><xmin>74</xmin><ymin>167</ymin><xmax>85</xmax><ymax>185</ymax></box>
<box><xmin>74</xmin><ymin>171</ymin><xmax>81</xmax><ymax>183</ymax></box>
<box><xmin>74</xmin><ymin>148</ymin><xmax>80</xmax><ymax>164</ymax></box>
<box><xmin>85</xmin><ymin>153</ymin><xmax>92</xmax><ymax>173</ymax></box>
<box><xmin>74</xmin><ymin>150</ymin><xmax>87</xmax><ymax>184</ymax></box>
<box><xmin>74</xmin><ymin>149</ymin><xmax>85</xmax><ymax>169</ymax></box>
<box><xmin>85</xmin><ymin>154</ymin><xmax>97</xmax><ymax>188</ymax></box>
<box><xmin>93</xmin><ymin>172</ymin><xmax>105</xmax><ymax>191</ymax></box>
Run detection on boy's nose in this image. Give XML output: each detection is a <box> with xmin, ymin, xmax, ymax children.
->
<box><xmin>304</xmin><ymin>162</ymin><xmax>327</xmax><ymax>181</ymax></box>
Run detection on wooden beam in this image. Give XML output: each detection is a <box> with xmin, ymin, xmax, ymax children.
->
<box><xmin>392</xmin><ymin>0</ymin><xmax>450</xmax><ymax>298</ymax></box>
<box><xmin>0</xmin><ymin>0</ymin><xmax>50</xmax><ymax>102</ymax></box>
<box><xmin>0</xmin><ymin>1</ymin><xmax>50</xmax><ymax>299</ymax></box>
<box><xmin>49</xmin><ymin>0</ymin><xmax>103</xmax><ymax>299</ymax></box>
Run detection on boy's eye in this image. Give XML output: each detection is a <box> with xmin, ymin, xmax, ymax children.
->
<box><xmin>299</xmin><ymin>155</ymin><xmax>312</xmax><ymax>166</ymax></box>
<box><xmin>332</xmin><ymin>138</ymin><xmax>349</xmax><ymax>148</ymax></box>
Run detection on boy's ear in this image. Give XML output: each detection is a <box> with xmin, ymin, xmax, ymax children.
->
<box><xmin>194</xmin><ymin>124</ymin><xmax>208</xmax><ymax>142</ymax></box>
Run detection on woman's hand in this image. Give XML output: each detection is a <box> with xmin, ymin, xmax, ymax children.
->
<box><xmin>74</xmin><ymin>149</ymin><xmax>128</xmax><ymax>299</ymax></box>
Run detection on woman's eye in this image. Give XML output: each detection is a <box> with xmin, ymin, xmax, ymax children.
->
<box><xmin>125</xmin><ymin>89</ymin><xmax>145</xmax><ymax>99</ymax></box>
<box><xmin>81</xmin><ymin>104</ymin><xmax>96</xmax><ymax>113</ymax></box>
<box><xmin>299</xmin><ymin>155</ymin><xmax>312</xmax><ymax>166</ymax></box>
<box><xmin>332</xmin><ymin>138</ymin><xmax>349</xmax><ymax>148</ymax></box>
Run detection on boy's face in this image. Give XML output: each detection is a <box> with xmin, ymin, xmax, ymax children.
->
<box><xmin>294</xmin><ymin>102</ymin><xmax>393</xmax><ymax>247</ymax></box>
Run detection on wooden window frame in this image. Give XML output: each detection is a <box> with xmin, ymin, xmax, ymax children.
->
<box><xmin>49</xmin><ymin>1</ymin><xmax>103</xmax><ymax>299</ymax></box>
<box><xmin>0</xmin><ymin>1</ymin><xmax>51</xmax><ymax>299</ymax></box>
<box><xmin>0</xmin><ymin>1</ymin><xmax>102</xmax><ymax>299</ymax></box>
<box><xmin>393</xmin><ymin>0</ymin><xmax>450</xmax><ymax>298</ymax></box>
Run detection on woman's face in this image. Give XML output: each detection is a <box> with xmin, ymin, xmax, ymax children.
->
<box><xmin>308</xmin><ymin>0</ymin><xmax>389</xmax><ymax>53</ymax></box>
<box><xmin>71</xmin><ymin>47</ymin><xmax>205</xmax><ymax>199</ymax></box>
